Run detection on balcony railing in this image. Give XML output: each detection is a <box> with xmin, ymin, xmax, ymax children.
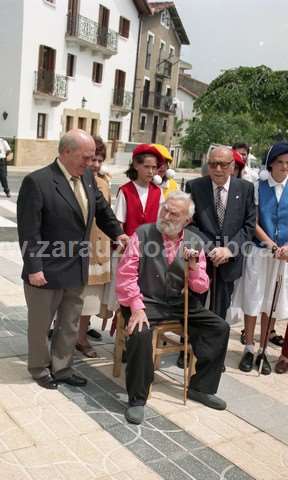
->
<box><xmin>141</xmin><ymin>91</ymin><xmax>176</xmax><ymax>113</ymax></box>
<box><xmin>156</xmin><ymin>59</ymin><xmax>173</xmax><ymax>78</ymax></box>
<box><xmin>34</xmin><ymin>70</ymin><xmax>68</xmax><ymax>101</ymax></box>
<box><xmin>66</xmin><ymin>14</ymin><xmax>118</xmax><ymax>56</ymax></box>
<box><xmin>112</xmin><ymin>89</ymin><xmax>133</xmax><ymax>112</ymax></box>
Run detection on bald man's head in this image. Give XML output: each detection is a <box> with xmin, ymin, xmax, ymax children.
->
<box><xmin>58</xmin><ymin>129</ymin><xmax>96</xmax><ymax>177</ymax></box>
<box><xmin>207</xmin><ymin>146</ymin><xmax>234</xmax><ymax>185</ymax></box>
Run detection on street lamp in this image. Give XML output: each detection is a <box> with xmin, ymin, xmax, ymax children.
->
<box><xmin>81</xmin><ymin>97</ymin><xmax>87</xmax><ymax>108</ymax></box>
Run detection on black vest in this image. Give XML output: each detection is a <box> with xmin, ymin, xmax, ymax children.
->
<box><xmin>136</xmin><ymin>224</ymin><xmax>203</xmax><ymax>319</ymax></box>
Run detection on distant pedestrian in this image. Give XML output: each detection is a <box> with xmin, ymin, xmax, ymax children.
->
<box><xmin>0</xmin><ymin>137</ymin><xmax>11</xmax><ymax>197</ymax></box>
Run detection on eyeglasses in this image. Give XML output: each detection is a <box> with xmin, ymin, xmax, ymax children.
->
<box><xmin>208</xmin><ymin>161</ymin><xmax>233</xmax><ymax>169</ymax></box>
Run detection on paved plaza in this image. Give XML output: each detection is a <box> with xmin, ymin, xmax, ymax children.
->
<box><xmin>0</xmin><ymin>186</ymin><xmax>287</xmax><ymax>480</ymax></box>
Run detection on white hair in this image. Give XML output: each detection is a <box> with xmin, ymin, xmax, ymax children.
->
<box><xmin>165</xmin><ymin>190</ymin><xmax>195</xmax><ymax>218</ymax></box>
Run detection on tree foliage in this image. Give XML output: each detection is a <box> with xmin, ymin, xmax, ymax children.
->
<box><xmin>181</xmin><ymin>66</ymin><xmax>288</xmax><ymax>160</ymax></box>
<box><xmin>195</xmin><ymin>65</ymin><xmax>288</xmax><ymax>126</ymax></box>
<box><xmin>181</xmin><ymin>112</ymin><xmax>279</xmax><ymax>158</ymax></box>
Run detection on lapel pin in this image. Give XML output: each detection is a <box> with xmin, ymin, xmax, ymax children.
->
<box><xmin>236</xmin><ymin>195</ymin><xmax>240</xmax><ymax>199</ymax></box>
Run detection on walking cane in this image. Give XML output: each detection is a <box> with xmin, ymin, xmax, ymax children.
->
<box><xmin>183</xmin><ymin>259</ymin><xmax>189</xmax><ymax>405</ymax></box>
<box><xmin>211</xmin><ymin>265</ymin><xmax>217</xmax><ymax>312</ymax></box>
<box><xmin>258</xmin><ymin>261</ymin><xmax>283</xmax><ymax>376</ymax></box>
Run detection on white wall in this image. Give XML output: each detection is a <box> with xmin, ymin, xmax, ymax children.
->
<box><xmin>17</xmin><ymin>0</ymin><xmax>139</xmax><ymax>143</ymax></box>
<box><xmin>0</xmin><ymin>0</ymin><xmax>24</xmax><ymax>138</ymax></box>
<box><xmin>177</xmin><ymin>88</ymin><xmax>196</xmax><ymax>121</ymax></box>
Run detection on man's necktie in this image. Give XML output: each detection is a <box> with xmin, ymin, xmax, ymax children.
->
<box><xmin>71</xmin><ymin>176</ymin><xmax>88</xmax><ymax>224</ymax></box>
<box><xmin>215</xmin><ymin>186</ymin><xmax>225</xmax><ymax>228</ymax></box>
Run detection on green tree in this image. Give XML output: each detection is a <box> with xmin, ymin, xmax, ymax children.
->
<box><xmin>195</xmin><ymin>65</ymin><xmax>288</xmax><ymax>127</ymax></box>
<box><xmin>181</xmin><ymin>112</ymin><xmax>279</xmax><ymax>158</ymax></box>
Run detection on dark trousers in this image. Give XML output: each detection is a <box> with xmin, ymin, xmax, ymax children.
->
<box><xmin>122</xmin><ymin>307</ymin><xmax>230</xmax><ymax>406</ymax></box>
<box><xmin>282</xmin><ymin>325</ymin><xmax>288</xmax><ymax>358</ymax></box>
<box><xmin>209</xmin><ymin>268</ymin><xmax>234</xmax><ymax>321</ymax></box>
<box><xmin>0</xmin><ymin>161</ymin><xmax>9</xmax><ymax>194</ymax></box>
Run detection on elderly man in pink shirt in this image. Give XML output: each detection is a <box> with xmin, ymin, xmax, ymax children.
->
<box><xmin>116</xmin><ymin>191</ymin><xmax>229</xmax><ymax>424</ymax></box>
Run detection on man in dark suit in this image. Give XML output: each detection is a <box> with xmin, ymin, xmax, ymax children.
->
<box><xmin>17</xmin><ymin>129</ymin><xmax>127</xmax><ymax>389</ymax></box>
<box><xmin>185</xmin><ymin>146</ymin><xmax>256</xmax><ymax>321</ymax></box>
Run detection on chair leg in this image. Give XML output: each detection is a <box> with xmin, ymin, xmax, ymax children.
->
<box><xmin>113</xmin><ymin>312</ymin><xmax>125</xmax><ymax>377</ymax></box>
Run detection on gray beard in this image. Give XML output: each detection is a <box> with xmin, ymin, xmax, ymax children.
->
<box><xmin>156</xmin><ymin>218</ymin><xmax>183</xmax><ymax>237</ymax></box>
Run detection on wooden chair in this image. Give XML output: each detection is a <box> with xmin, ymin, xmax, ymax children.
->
<box><xmin>113</xmin><ymin>310</ymin><xmax>196</xmax><ymax>403</ymax></box>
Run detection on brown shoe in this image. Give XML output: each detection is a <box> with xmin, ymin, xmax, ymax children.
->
<box><xmin>35</xmin><ymin>374</ymin><xmax>58</xmax><ymax>389</ymax></box>
<box><xmin>76</xmin><ymin>343</ymin><xmax>98</xmax><ymax>358</ymax></box>
<box><xmin>275</xmin><ymin>359</ymin><xmax>288</xmax><ymax>374</ymax></box>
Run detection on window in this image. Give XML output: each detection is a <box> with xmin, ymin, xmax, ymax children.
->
<box><xmin>119</xmin><ymin>16</ymin><xmax>130</xmax><ymax>38</ymax></box>
<box><xmin>145</xmin><ymin>33</ymin><xmax>154</xmax><ymax>70</ymax></box>
<box><xmin>160</xmin><ymin>9</ymin><xmax>170</xmax><ymax>29</ymax></box>
<box><xmin>90</xmin><ymin>119</ymin><xmax>98</xmax><ymax>135</ymax></box>
<box><xmin>65</xmin><ymin>115</ymin><xmax>73</xmax><ymax>132</ymax></box>
<box><xmin>162</xmin><ymin>119</ymin><xmax>167</xmax><ymax>133</ymax></box>
<box><xmin>140</xmin><ymin>114</ymin><xmax>147</xmax><ymax>131</ymax></box>
<box><xmin>78</xmin><ymin>117</ymin><xmax>87</xmax><ymax>130</ymax></box>
<box><xmin>37</xmin><ymin>113</ymin><xmax>47</xmax><ymax>138</ymax></box>
<box><xmin>66</xmin><ymin>53</ymin><xmax>76</xmax><ymax>77</ymax></box>
<box><xmin>92</xmin><ymin>62</ymin><xmax>103</xmax><ymax>83</ymax></box>
<box><xmin>169</xmin><ymin>46</ymin><xmax>175</xmax><ymax>59</ymax></box>
<box><xmin>159</xmin><ymin>41</ymin><xmax>165</xmax><ymax>64</ymax></box>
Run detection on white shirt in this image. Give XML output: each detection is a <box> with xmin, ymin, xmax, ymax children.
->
<box><xmin>212</xmin><ymin>176</ymin><xmax>231</xmax><ymax>209</ymax></box>
<box><xmin>254</xmin><ymin>173</ymin><xmax>288</xmax><ymax>205</ymax></box>
<box><xmin>114</xmin><ymin>181</ymin><xmax>164</xmax><ymax>223</ymax></box>
<box><xmin>0</xmin><ymin>139</ymin><xmax>11</xmax><ymax>159</ymax></box>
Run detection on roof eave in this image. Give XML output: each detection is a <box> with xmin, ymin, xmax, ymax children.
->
<box><xmin>133</xmin><ymin>0</ymin><xmax>152</xmax><ymax>15</ymax></box>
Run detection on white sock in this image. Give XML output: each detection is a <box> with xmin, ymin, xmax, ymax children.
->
<box><xmin>244</xmin><ymin>344</ymin><xmax>254</xmax><ymax>354</ymax></box>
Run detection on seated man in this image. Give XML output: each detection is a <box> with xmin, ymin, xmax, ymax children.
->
<box><xmin>116</xmin><ymin>191</ymin><xmax>229</xmax><ymax>425</ymax></box>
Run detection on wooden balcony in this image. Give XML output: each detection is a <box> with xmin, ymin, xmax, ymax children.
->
<box><xmin>33</xmin><ymin>70</ymin><xmax>68</xmax><ymax>103</ymax></box>
<box><xmin>66</xmin><ymin>14</ymin><xmax>118</xmax><ymax>57</ymax></box>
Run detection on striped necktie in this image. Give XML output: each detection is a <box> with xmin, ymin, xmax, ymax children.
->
<box><xmin>215</xmin><ymin>186</ymin><xmax>225</xmax><ymax>228</ymax></box>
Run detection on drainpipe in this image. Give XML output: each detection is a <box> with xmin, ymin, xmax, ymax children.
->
<box><xmin>129</xmin><ymin>12</ymin><xmax>143</xmax><ymax>142</ymax></box>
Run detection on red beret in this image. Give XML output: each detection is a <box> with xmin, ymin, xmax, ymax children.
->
<box><xmin>232</xmin><ymin>149</ymin><xmax>246</xmax><ymax>169</ymax></box>
<box><xmin>132</xmin><ymin>143</ymin><xmax>165</xmax><ymax>168</ymax></box>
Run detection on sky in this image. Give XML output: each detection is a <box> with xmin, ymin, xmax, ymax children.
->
<box><xmin>173</xmin><ymin>0</ymin><xmax>288</xmax><ymax>83</ymax></box>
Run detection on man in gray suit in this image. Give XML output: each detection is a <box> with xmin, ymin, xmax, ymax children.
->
<box><xmin>185</xmin><ymin>146</ymin><xmax>256</xmax><ymax>321</ymax></box>
<box><xmin>17</xmin><ymin>129</ymin><xmax>127</xmax><ymax>389</ymax></box>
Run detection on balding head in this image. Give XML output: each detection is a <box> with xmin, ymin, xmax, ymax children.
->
<box><xmin>58</xmin><ymin>129</ymin><xmax>96</xmax><ymax>177</ymax></box>
<box><xmin>207</xmin><ymin>146</ymin><xmax>234</xmax><ymax>186</ymax></box>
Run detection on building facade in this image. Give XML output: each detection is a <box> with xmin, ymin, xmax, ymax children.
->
<box><xmin>130</xmin><ymin>1</ymin><xmax>189</xmax><ymax>147</ymax></box>
<box><xmin>0</xmin><ymin>0</ymin><xmax>150</xmax><ymax>165</ymax></box>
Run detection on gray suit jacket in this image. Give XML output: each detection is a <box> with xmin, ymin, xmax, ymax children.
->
<box><xmin>185</xmin><ymin>175</ymin><xmax>256</xmax><ymax>282</ymax></box>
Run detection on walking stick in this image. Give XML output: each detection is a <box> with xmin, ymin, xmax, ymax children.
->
<box><xmin>183</xmin><ymin>259</ymin><xmax>189</xmax><ymax>405</ymax></box>
<box><xmin>258</xmin><ymin>261</ymin><xmax>283</xmax><ymax>376</ymax></box>
<box><xmin>211</xmin><ymin>265</ymin><xmax>217</xmax><ymax>312</ymax></box>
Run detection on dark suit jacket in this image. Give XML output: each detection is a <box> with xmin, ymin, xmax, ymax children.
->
<box><xmin>17</xmin><ymin>160</ymin><xmax>122</xmax><ymax>289</ymax></box>
<box><xmin>185</xmin><ymin>175</ymin><xmax>256</xmax><ymax>282</ymax></box>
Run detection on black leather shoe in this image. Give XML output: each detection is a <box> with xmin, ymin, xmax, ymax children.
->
<box><xmin>269</xmin><ymin>330</ymin><xmax>284</xmax><ymax>347</ymax></box>
<box><xmin>239</xmin><ymin>351</ymin><xmax>254</xmax><ymax>372</ymax></box>
<box><xmin>5</xmin><ymin>191</ymin><xmax>11</xmax><ymax>198</ymax></box>
<box><xmin>87</xmin><ymin>329</ymin><xmax>102</xmax><ymax>341</ymax></box>
<box><xmin>35</xmin><ymin>375</ymin><xmax>58</xmax><ymax>390</ymax></box>
<box><xmin>255</xmin><ymin>353</ymin><xmax>272</xmax><ymax>375</ymax></box>
<box><xmin>56</xmin><ymin>374</ymin><xmax>87</xmax><ymax>386</ymax></box>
